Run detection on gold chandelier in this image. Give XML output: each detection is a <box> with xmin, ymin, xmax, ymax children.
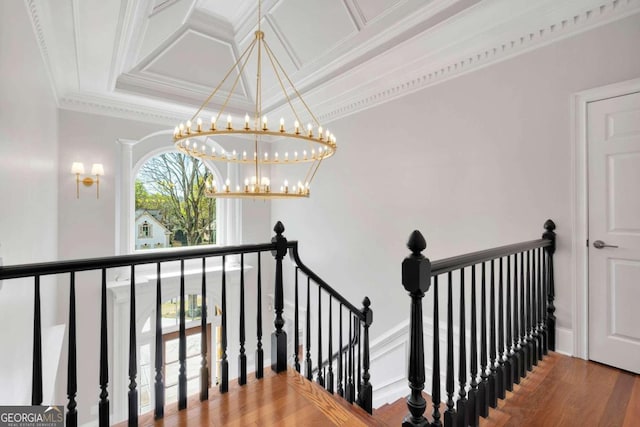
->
<box><xmin>173</xmin><ymin>1</ymin><xmax>336</xmax><ymax>199</ymax></box>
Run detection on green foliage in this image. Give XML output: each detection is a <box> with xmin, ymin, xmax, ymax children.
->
<box><xmin>136</xmin><ymin>152</ymin><xmax>216</xmax><ymax>246</ymax></box>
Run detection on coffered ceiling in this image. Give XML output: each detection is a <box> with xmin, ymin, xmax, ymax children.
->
<box><xmin>25</xmin><ymin>0</ymin><xmax>640</xmax><ymax>126</ymax></box>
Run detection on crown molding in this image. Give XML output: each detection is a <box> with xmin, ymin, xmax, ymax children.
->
<box><xmin>309</xmin><ymin>0</ymin><xmax>640</xmax><ymax>124</ymax></box>
<box><xmin>58</xmin><ymin>92</ymin><xmax>188</xmax><ymax>126</ymax></box>
<box><xmin>24</xmin><ymin>0</ymin><xmax>60</xmax><ymax>105</ymax></box>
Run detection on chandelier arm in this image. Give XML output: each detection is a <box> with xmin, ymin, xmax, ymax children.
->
<box><xmin>190</xmin><ymin>37</ymin><xmax>258</xmax><ymax>123</ymax></box>
<box><xmin>261</xmin><ymin>39</ymin><xmax>303</xmax><ymax>128</ymax></box>
<box><xmin>262</xmin><ymin>40</ymin><xmax>320</xmax><ymax>126</ymax></box>
<box><xmin>304</xmin><ymin>156</ymin><xmax>324</xmax><ymax>187</ymax></box>
<box><xmin>214</xmin><ymin>39</ymin><xmax>259</xmax><ymax>126</ymax></box>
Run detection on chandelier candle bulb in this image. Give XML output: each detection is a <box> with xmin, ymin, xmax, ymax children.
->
<box><xmin>243</xmin><ymin>151</ymin><xmax>247</xmax><ymax>160</ymax></box>
<box><xmin>225</xmin><ymin>178</ymin><xmax>230</xmax><ymax>192</ymax></box>
<box><xmin>294</xmin><ymin>151</ymin><xmax>298</xmax><ymax>161</ymax></box>
<box><xmin>197</xmin><ymin>118</ymin><xmax>203</xmax><ymax>132</ymax></box>
<box><xmin>294</xmin><ymin>120</ymin><xmax>300</xmax><ymax>134</ymax></box>
<box><xmin>226</xmin><ymin>114</ymin><xmax>232</xmax><ymax>130</ymax></box>
<box><xmin>285</xmin><ymin>152</ymin><xmax>289</xmax><ymax>161</ymax></box>
<box><xmin>210</xmin><ymin>116</ymin><xmax>216</xmax><ymax>130</ymax></box>
<box><xmin>244</xmin><ymin>114</ymin><xmax>250</xmax><ymax>130</ymax></box>
<box><xmin>262</xmin><ymin>115</ymin><xmax>268</xmax><ymax>130</ymax></box>
<box><xmin>307</xmin><ymin>123</ymin><xmax>313</xmax><ymax>137</ymax></box>
<box><xmin>318</xmin><ymin>126</ymin><xmax>323</xmax><ymax>140</ymax></box>
<box><xmin>303</xmin><ymin>150</ymin><xmax>307</xmax><ymax>160</ymax></box>
<box><xmin>279</xmin><ymin>118</ymin><xmax>285</xmax><ymax>132</ymax></box>
<box><xmin>275</xmin><ymin>152</ymin><xmax>279</xmax><ymax>161</ymax></box>
<box><xmin>186</xmin><ymin>120</ymin><xmax>192</xmax><ymax>134</ymax></box>
<box><xmin>284</xmin><ymin>180</ymin><xmax>289</xmax><ymax>193</ymax></box>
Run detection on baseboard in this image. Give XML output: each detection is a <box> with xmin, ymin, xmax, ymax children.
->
<box><xmin>555</xmin><ymin>326</ymin><xmax>574</xmax><ymax>356</ymax></box>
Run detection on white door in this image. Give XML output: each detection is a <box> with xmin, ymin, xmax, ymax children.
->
<box><xmin>587</xmin><ymin>91</ymin><xmax>640</xmax><ymax>374</ymax></box>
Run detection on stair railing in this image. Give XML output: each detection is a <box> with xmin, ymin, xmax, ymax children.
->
<box><xmin>0</xmin><ymin>221</ymin><xmax>373</xmax><ymax>426</ymax></box>
<box><xmin>288</xmin><ymin>237</ymin><xmax>373</xmax><ymax>413</ymax></box>
<box><xmin>401</xmin><ymin>220</ymin><xmax>556</xmax><ymax>427</ymax></box>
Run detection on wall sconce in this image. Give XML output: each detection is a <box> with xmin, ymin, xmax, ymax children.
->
<box><xmin>71</xmin><ymin>162</ymin><xmax>104</xmax><ymax>199</ymax></box>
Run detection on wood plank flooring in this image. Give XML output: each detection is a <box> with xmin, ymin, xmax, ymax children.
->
<box><xmin>375</xmin><ymin>352</ymin><xmax>640</xmax><ymax>426</ymax></box>
<box><xmin>119</xmin><ymin>369</ymin><xmax>385</xmax><ymax>427</ymax></box>
<box><xmin>119</xmin><ymin>353</ymin><xmax>637</xmax><ymax>426</ymax></box>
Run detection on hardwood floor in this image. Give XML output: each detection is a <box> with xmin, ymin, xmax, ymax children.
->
<box><xmin>375</xmin><ymin>352</ymin><xmax>640</xmax><ymax>426</ymax></box>
<box><xmin>120</xmin><ymin>353</ymin><xmax>638</xmax><ymax>426</ymax></box>
<box><xmin>120</xmin><ymin>369</ymin><xmax>385</xmax><ymax>427</ymax></box>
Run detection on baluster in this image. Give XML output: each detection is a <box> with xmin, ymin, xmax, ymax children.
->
<box><xmin>305</xmin><ymin>277</ymin><xmax>313</xmax><ymax>380</ymax></box>
<box><xmin>67</xmin><ymin>272</ymin><xmax>77</xmax><ymax>427</ymax></box>
<box><xmin>200</xmin><ymin>258</ymin><xmax>209</xmax><ymax>400</ymax></box>
<box><xmin>154</xmin><ymin>263</ymin><xmax>165</xmax><ymax>418</ymax></box>
<box><xmin>518</xmin><ymin>252</ymin><xmax>527</xmax><ymax>378</ymax></box>
<box><xmin>457</xmin><ymin>269</ymin><xmax>468</xmax><ymax>427</ymax></box>
<box><xmin>178</xmin><ymin>260</ymin><xmax>187</xmax><ymax>410</ymax></box>
<box><xmin>478</xmin><ymin>263</ymin><xmax>489</xmax><ymax>418</ymax></box>
<box><xmin>530</xmin><ymin>250</ymin><xmax>538</xmax><ymax>367</ymax></box>
<box><xmin>468</xmin><ymin>267</ymin><xmax>479</xmax><ymax>427</ymax></box>
<box><xmin>359</xmin><ymin>297</ymin><xmax>373</xmax><ymax>413</ymax></box>
<box><xmin>317</xmin><ymin>286</ymin><xmax>324</xmax><ymax>387</ymax></box>
<box><xmin>497</xmin><ymin>258</ymin><xmax>506</xmax><ymax>400</ymax></box>
<box><xmin>337</xmin><ymin>304</ymin><xmax>344</xmax><ymax>397</ymax></box>
<box><xmin>543</xmin><ymin>219</ymin><xmax>556</xmax><ymax>351</ymax></box>
<box><xmin>525</xmin><ymin>251</ymin><xmax>534</xmax><ymax>371</ymax></box>
<box><xmin>327</xmin><ymin>296</ymin><xmax>334</xmax><ymax>394</ymax></box>
<box><xmin>346</xmin><ymin>313</ymin><xmax>355</xmax><ymax>404</ymax></box>
<box><xmin>32</xmin><ymin>275</ymin><xmax>42</xmax><ymax>406</ymax></box>
<box><xmin>128</xmin><ymin>265</ymin><xmax>138</xmax><ymax>425</ymax></box>
<box><xmin>219</xmin><ymin>256</ymin><xmax>229</xmax><ymax>393</ymax></box>
<box><xmin>294</xmin><ymin>267</ymin><xmax>300</xmax><ymax>373</ymax></box>
<box><xmin>540</xmin><ymin>248</ymin><xmax>548</xmax><ymax>355</ymax></box>
<box><xmin>488</xmin><ymin>260</ymin><xmax>497</xmax><ymax>409</ymax></box>
<box><xmin>537</xmin><ymin>248</ymin><xmax>544</xmax><ymax>360</ymax></box>
<box><xmin>256</xmin><ymin>252</ymin><xmax>264</xmax><ymax>378</ymax></box>
<box><xmin>271</xmin><ymin>221</ymin><xmax>288</xmax><ymax>372</ymax></box>
<box><xmin>239</xmin><ymin>253</ymin><xmax>247</xmax><ymax>385</ymax></box>
<box><xmin>99</xmin><ymin>269</ymin><xmax>109</xmax><ymax>427</ymax></box>
<box><xmin>445</xmin><ymin>271</ymin><xmax>457</xmax><ymax>427</ymax></box>
<box><xmin>533</xmin><ymin>249</ymin><xmax>541</xmax><ymax>362</ymax></box>
<box><xmin>432</xmin><ymin>276</ymin><xmax>442</xmax><ymax>427</ymax></box>
<box><xmin>505</xmin><ymin>256</ymin><xmax>514</xmax><ymax>392</ymax></box>
<box><xmin>512</xmin><ymin>254</ymin><xmax>522</xmax><ymax>384</ymax></box>
<box><xmin>357</xmin><ymin>318</ymin><xmax>361</xmax><ymax>399</ymax></box>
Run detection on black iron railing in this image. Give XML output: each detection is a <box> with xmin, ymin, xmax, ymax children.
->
<box><xmin>0</xmin><ymin>221</ymin><xmax>374</xmax><ymax>427</ymax></box>
<box><xmin>401</xmin><ymin>220</ymin><xmax>556</xmax><ymax>427</ymax></box>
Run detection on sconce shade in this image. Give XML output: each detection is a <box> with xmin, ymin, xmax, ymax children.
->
<box><xmin>91</xmin><ymin>163</ymin><xmax>104</xmax><ymax>176</ymax></box>
<box><xmin>71</xmin><ymin>162</ymin><xmax>85</xmax><ymax>175</ymax></box>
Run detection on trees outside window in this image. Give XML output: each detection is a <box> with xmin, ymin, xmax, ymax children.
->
<box><xmin>135</xmin><ymin>152</ymin><xmax>216</xmax><ymax>248</ymax></box>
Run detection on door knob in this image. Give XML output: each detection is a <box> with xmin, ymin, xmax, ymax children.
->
<box><xmin>593</xmin><ymin>240</ymin><xmax>618</xmax><ymax>249</ymax></box>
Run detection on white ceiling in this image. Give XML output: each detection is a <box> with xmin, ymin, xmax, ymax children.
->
<box><xmin>25</xmin><ymin>0</ymin><xmax>640</xmax><ymax>126</ymax></box>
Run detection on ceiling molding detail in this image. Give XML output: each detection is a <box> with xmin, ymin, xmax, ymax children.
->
<box><xmin>25</xmin><ymin>0</ymin><xmax>640</xmax><ymax>127</ymax></box>
<box><xmin>24</xmin><ymin>0</ymin><xmax>60</xmax><ymax>104</ymax></box>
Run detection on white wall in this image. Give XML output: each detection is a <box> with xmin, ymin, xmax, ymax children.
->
<box><xmin>0</xmin><ymin>1</ymin><xmax>59</xmax><ymax>404</ymax></box>
<box><xmin>271</xmin><ymin>14</ymin><xmax>640</xmax><ymax>350</ymax></box>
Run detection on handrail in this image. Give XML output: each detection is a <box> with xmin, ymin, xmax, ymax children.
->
<box><xmin>0</xmin><ymin>242</ymin><xmax>278</xmax><ymax>280</ymax></box>
<box><xmin>431</xmin><ymin>238</ymin><xmax>551</xmax><ymax>276</ymax></box>
<box><xmin>288</xmin><ymin>241</ymin><xmax>364</xmax><ymax>320</ymax></box>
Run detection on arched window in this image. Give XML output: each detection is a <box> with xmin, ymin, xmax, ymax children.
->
<box><xmin>134</xmin><ymin>152</ymin><xmax>217</xmax><ymax>249</ymax></box>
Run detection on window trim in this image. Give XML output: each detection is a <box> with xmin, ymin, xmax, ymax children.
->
<box><xmin>116</xmin><ymin>132</ymin><xmax>242</xmax><ymax>257</ymax></box>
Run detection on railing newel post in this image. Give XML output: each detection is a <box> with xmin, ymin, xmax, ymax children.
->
<box><xmin>359</xmin><ymin>297</ymin><xmax>373</xmax><ymax>414</ymax></box>
<box><xmin>402</xmin><ymin>230</ymin><xmax>431</xmax><ymax>427</ymax></box>
<box><xmin>543</xmin><ymin>219</ymin><xmax>556</xmax><ymax>351</ymax></box>
<box><xmin>271</xmin><ymin>221</ymin><xmax>288</xmax><ymax>372</ymax></box>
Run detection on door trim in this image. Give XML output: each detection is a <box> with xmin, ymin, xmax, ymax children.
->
<box><xmin>571</xmin><ymin>77</ymin><xmax>640</xmax><ymax>359</ymax></box>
